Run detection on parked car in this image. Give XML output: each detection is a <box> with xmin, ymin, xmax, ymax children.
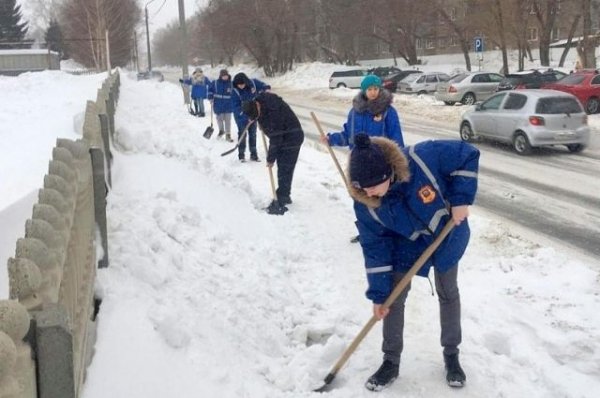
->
<box><xmin>137</xmin><ymin>70</ymin><xmax>164</xmax><ymax>82</ymax></box>
<box><xmin>381</xmin><ymin>70</ymin><xmax>423</xmax><ymax>92</ymax></box>
<box><xmin>367</xmin><ymin>66</ymin><xmax>403</xmax><ymax>78</ymax></box>
<box><xmin>459</xmin><ymin>89</ymin><xmax>590</xmax><ymax>155</ymax></box>
<box><xmin>542</xmin><ymin>69</ymin><xmax>600</xmax><ymax>113</ymax></box>
<box><xmin>435</xmin><ymin>71</ymin><xmax>504</xmax><ymax>105</ymax></box>
<box><xmin>329</xmin><ymin>69</ymin><xmax>368</xmax><ymax>89</ymax></box>
<box><xmin>397</xmin><ymin>72</ymin><xmax>451</xmax><ymax>95</ymax></box>
<box><xmin>496</xmin><ymin>69</ymin><xmax>566</xmax><ymax>91</ymax></box>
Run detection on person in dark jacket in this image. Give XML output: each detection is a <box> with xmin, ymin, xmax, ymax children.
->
<box><xmin>232</xmin><ymin>72</ymin><xmax>271</xmax><ymax>161</ymax></box>
<box><xmin>209</xmin><ymin>69</ymin><xmax>234</xmax><ymax>142</ymax></box>
<box><xmin>347</xmin><ymin>133</ymin><xmax>479</xmax><ymax>392</ymax></box>
<box><xmin>320</xmin><ymin>74</ymin><xmax>404</xmax><ymax>148</ymax></box>
<box><xmin>242</xmin><ymin>92</ymin><xmax>304</xmax><ymax>205</ymax></box>
<box><xmin>179</xmin><ymin>68</ymin><xmax>211</xmax><ymax>117</ymax></box>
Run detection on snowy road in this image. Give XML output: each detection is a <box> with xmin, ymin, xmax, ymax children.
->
<box><xmin>278</xmin><ymin>89</ymin><xmax>600</xmax><ymax>260</ymax></box>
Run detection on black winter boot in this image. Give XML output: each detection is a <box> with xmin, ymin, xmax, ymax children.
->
<box><xmin>365</xmin><ymin>360</ymin><xmax>399</xmax><ymax>391</ymax></box>
<box><xmin>444</xmin><ymin>353</ymin><xmax>466</xmax><ymax>387</ymax></box>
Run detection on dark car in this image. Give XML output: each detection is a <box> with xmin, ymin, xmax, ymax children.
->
<box><xmin>137</xmin><ymin>70</ymin><xmax>165</xmax><ymax>82</ymax></box>
<box><xmin>381</xmin><ymin>70</ymin><xmax>423</xmax><ymax>92</ymax></box>
<box><xmin>496</xmin><ymin>69</ymin><xmax>566</xmax><ymax>91</ymax></box>
<box><xmin>367</xmin><ymin>66</ymin><xmax>403</xmax><ymax>78</ymax></box>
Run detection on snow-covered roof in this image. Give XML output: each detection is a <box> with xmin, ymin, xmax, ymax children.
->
<box><xmin>0</xmin><ymin>49</ymin><xmax>59</xmax><ymax>56</ymax></box>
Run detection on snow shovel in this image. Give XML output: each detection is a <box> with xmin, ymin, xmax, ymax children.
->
<box><xmin>314</xmin><ymin>219</ymin><xmax>455</xmax><ymax>392</ymax></box>
<box><xmin>259</xmin><ymin>126</ymin><xmax>287</xmax><ymax>215</ymax></box>
<box><xmin>203</xmin><ymin>101</ymin><xmax>215</xmax><ymax>139</ymax></box>
<box><xmin>310</xmin><ymin>111</ymin><xmax>350</xmax><ymax>191</ymax></box>
<box><xmin>220</xmin><ymin>120</ymin><xmax>255</xmax><ymax>157</ymax></box>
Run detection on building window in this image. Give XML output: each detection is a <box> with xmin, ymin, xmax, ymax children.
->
<box><xmin>552</xmin><ymin>0</ymin><xmax>561</xmax><ymax>14</ymax></box>
<box><xmin>438</xmin><ymin>37</ymin><xmax>446</xmax><ymax>48</ymax></box>
<box><xmin>551</xmin><ymin>27</ymin><xmax>561</xmax><ymax>41</ymax></box>
<box><xmin>426</xmin><ymin>38</ymin><xmax>435</xmax><ymax>49</ymax></box>
<box><xmin>528</xmin><ymin>27</ymin><xmax>538</xmax><ymax>41</ymax></box>
<box><xmin>450</xmin><ymin>36</ymin><xmax>458</xmax><ymax>47</ymax></box>
<box><xmin>450</xmin><ymin>7</ymin><xmax>457</xmax><ymax>21</ymax></box>
<box><xmin>416</xmin><ymin>38</ymin><xmax>423</xmax><ymax>50</ymax></box>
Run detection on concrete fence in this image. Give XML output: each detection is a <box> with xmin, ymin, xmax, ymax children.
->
<box><xmin>0</xmin><ymin>71</ymin><xmax>120</xmax><ymax>398</ymax></box>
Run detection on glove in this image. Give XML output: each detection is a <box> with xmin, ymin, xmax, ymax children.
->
<box><xmin>179</xmin><ymin>78</ymin><xmax>183</xmax><ymax>83</ymax></box>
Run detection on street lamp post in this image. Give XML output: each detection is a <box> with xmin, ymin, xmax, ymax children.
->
<box><xmin>144</xmin><ymin>0</ymin><xmax>156</xmax><ymax>72</ymax></box>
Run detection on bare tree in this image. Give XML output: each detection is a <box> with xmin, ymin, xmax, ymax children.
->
<box><xmin>530</xmin><ymin>0</ymin><xmax>559</xmax><ymax>66</ymax></box>
<box><xmin>435</xmin><ymin>1</ymin><xmax>472</xmax><ymax>71</ymax></box>
<box><xmin>558</xmin><ymin>14</ymin><xmax>581</xmax><ymax>67</ymax></box>
<box><xmin>578</xmin><ymin>0</ymin><xmax>596</xmax><ymax>68</ymax></box>
<box><xmin>59</xmin><ymin>0</ymin><xmax>140</xmax><ymax>69</ymax></box>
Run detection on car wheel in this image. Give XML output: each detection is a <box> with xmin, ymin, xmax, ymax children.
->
<box><xmin>461</xmin><ymin>93</ymin><xmax>476</xmax><ymax>105</ymax></box>
<box><xmin>566</xmin><ymin>144</ymin><xmax>585</xmax><ymax>153</ymax></box>
<box><xmin>444</xmin><ymin>101</ymin><xmax>456</xmax><ymax>106</ymax></box>
<box><xmin>585</xmin><ymin>97</ymin><xmax>599</xmax><ymax>114</ymax></box>
<box><xmin>513</xmin><ymin>132</ymin><xmax>532</xmax><ymax>155</ymax></box>
<box><xmin>336</xmin><ymin>83</ymin><xmax>347</xmax><ymax>88</ymax></box>
<box><xmin>459</xmin><ymin>122</ymin><xmax>474</xmax><ymax>142</ymax></box>
<box><xmin>417</xmin><ymin>90</ymin><xmax>427</xmax><ymax>95</ymax></box>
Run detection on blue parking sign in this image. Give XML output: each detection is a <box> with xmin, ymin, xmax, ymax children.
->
<box><xmin>475</xmin><ymin>37</ymin><xmax>484</xmax><ymax>52</ymax></box>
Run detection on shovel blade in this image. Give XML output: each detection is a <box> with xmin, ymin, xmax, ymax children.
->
<box><xmin>266</xmin><ymin>200</ymin><xmax>288</xmax><ymax>215</ymax></box>
<box><xmin>203</xmin><ymin>126</ymin><xmax>214</xmax><ymax>139</ymax></box>
<box><xmin>313</xmin><ymin>373</ymin><xmax>336</xmax><ymax>393</ymax></box>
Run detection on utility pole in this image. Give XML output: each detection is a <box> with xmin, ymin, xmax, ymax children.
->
<box><xmin>144</xmin><ymin>0</ymin><xmax>156</xmax><ymax>72</ymax></box>
<box><xmin>178</xmin><ymin>0</ymin><xmax>190</xmax><ymax>104</ymax></box>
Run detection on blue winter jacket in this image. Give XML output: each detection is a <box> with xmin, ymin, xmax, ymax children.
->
<box><xmin>208</xmin><ymin>77</ymin><xmax>234</xmax><ymax>114</ymax></box>
<box><xmin>232</xmin><ymin>77</ymin><xmax>271</xmax><ymax>125</ymax></box>
<box><xmin>182</xmin><ymin>75</ymin><xmax>211</xmax><ymax>99</ymax></box>
<box><xmin>349</xmin><ymin>138</ymin><xmax>479</xmax><ymax>304</ymax></box>
<box><xmin>328</xmin><ymin>89</ymin><xmax>404</xmax><ymax>148</ymax></box>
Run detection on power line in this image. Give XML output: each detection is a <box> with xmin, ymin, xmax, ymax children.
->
<box><xmin>152</xmin><ymin>0</ymin><xmax>168</xmax><ymax>18</ymax></box>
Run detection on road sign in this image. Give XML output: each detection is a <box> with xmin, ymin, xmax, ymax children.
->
<box><xmin>475</xmin><ymin>37</ymin><xmax>484</xmax><ymax>52</ymax></box>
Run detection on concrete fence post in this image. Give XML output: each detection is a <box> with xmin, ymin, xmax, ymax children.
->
<box><xmin>90</xmin><ymin>148</ymin><xmax>108</xmax><ymax>268</ymax></box>
<box><xmin>33</xmin><ymin>305</ymin><xmax>75</xmax><ymax>398</ymax></box>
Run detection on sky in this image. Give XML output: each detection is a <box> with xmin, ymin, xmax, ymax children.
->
<box><xmin>1</xmin><ymin>56</ymin><xmax>599</xmax><ymax>397</ymax></box>
<box><xmin>142</xmin><ymin>0</ymin><xmax>203</xmax><ymax>31</ymax></box>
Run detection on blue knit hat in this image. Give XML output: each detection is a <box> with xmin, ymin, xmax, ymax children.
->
<box><xmin>361</xmin><ymin>74</ymin><xmax>382</xmax><ymax>93</ymax></box>
<box><xmin>350</xmin><ymin>134</ymin><xmax>392</xmax><ymax>189</ymax></box>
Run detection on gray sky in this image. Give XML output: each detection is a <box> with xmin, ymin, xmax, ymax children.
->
<box><xmin>144</xmin><ymin>0</ymin><xmax>203</xmax><ymax>31</ymax></box>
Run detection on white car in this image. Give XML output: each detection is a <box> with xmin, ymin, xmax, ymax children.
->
<box><xmin>328</xmin><ymin>69</ymin><xmax>368</xmax><ymax>89</ymax></box>
<box><xmin>460</xmin><ymin>89</ymin><xmax>590</xmax><ymax>155</ymax></box>
<box><xmin>397</xmin><ymin>72</ymin><xmax>451</xmax><ymax>95</ymax></box>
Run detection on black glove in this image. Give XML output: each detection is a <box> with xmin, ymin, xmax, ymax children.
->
<box><xmin>179</xmin><ymin>78</ymin><xmax>183</xmax><ymax>83</ymax></box>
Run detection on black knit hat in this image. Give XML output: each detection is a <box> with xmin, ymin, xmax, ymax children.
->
<box><xmin>349</xmin><ymin>134</ymin><xmax>392</xmax><ymax>189</ymax></box>
<box><xmin>233</xmin><ymin>73</ymin><xmax>248</xmax><ymax>86</ymax></box>
<box><xmin>242</xmin><ymin>100</ymin><xmax>259</xmax><ymax>119</ymax></box>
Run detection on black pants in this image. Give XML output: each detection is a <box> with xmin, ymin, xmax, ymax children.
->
<box><xmin>275</xmin><ymin>134</ymin><xmax>304</xmax><ymax>199</ymax></box>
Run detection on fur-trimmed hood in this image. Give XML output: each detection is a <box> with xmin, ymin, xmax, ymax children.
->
<box><xmin>347</xmin><ymin>136</ymin><xmax>410</xmax><ymax>208</ymax></box>
<box><xmin>352</xmin><ymin>89</ymin><xmax>393</xmax><ymax>115</ymax></box>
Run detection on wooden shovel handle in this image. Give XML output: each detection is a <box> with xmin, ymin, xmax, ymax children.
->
<box><xmin>310</xmin><ymin>112</ymin><xmax>350</xmax><ymax>191</ymax></box>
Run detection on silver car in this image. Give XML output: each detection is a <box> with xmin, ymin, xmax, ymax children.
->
<box><xmin>435</xmin><ymin>72</ymin><xmax>504</xmax><ymax>105</ymax></box>
<box><xmin>329</xmin><ymin>69</ymin><xmax>368</xmax><ymax>89</ymax></box>
<box><xmin>459</xmin><ymin>90</ymin><xmax>590</xmax><ymax>155</ymax></box>
<box><xmin>397</xmin><ymin>72</ymin><xmax>450</xmax><ymax>95</ymax></box>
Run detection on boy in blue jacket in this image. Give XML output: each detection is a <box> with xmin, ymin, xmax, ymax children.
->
<box><xmin>232</xmin><ymin>72</ymin><xmax>271</xmax><ymax>161</ymax></box>
<box><xmin>347</xmin><ymin>133</ymin><xmax>479</xmax><ymax>391</ymax></box>
<box><xmin>180</xmin><ymin>68</ymin><xmax>211</xmax><ymax>117</ymax></box>
<box><xmin>209</xmin><ymin>69</ymin><xmax>234</xmax><ymax>142</ymax></box>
